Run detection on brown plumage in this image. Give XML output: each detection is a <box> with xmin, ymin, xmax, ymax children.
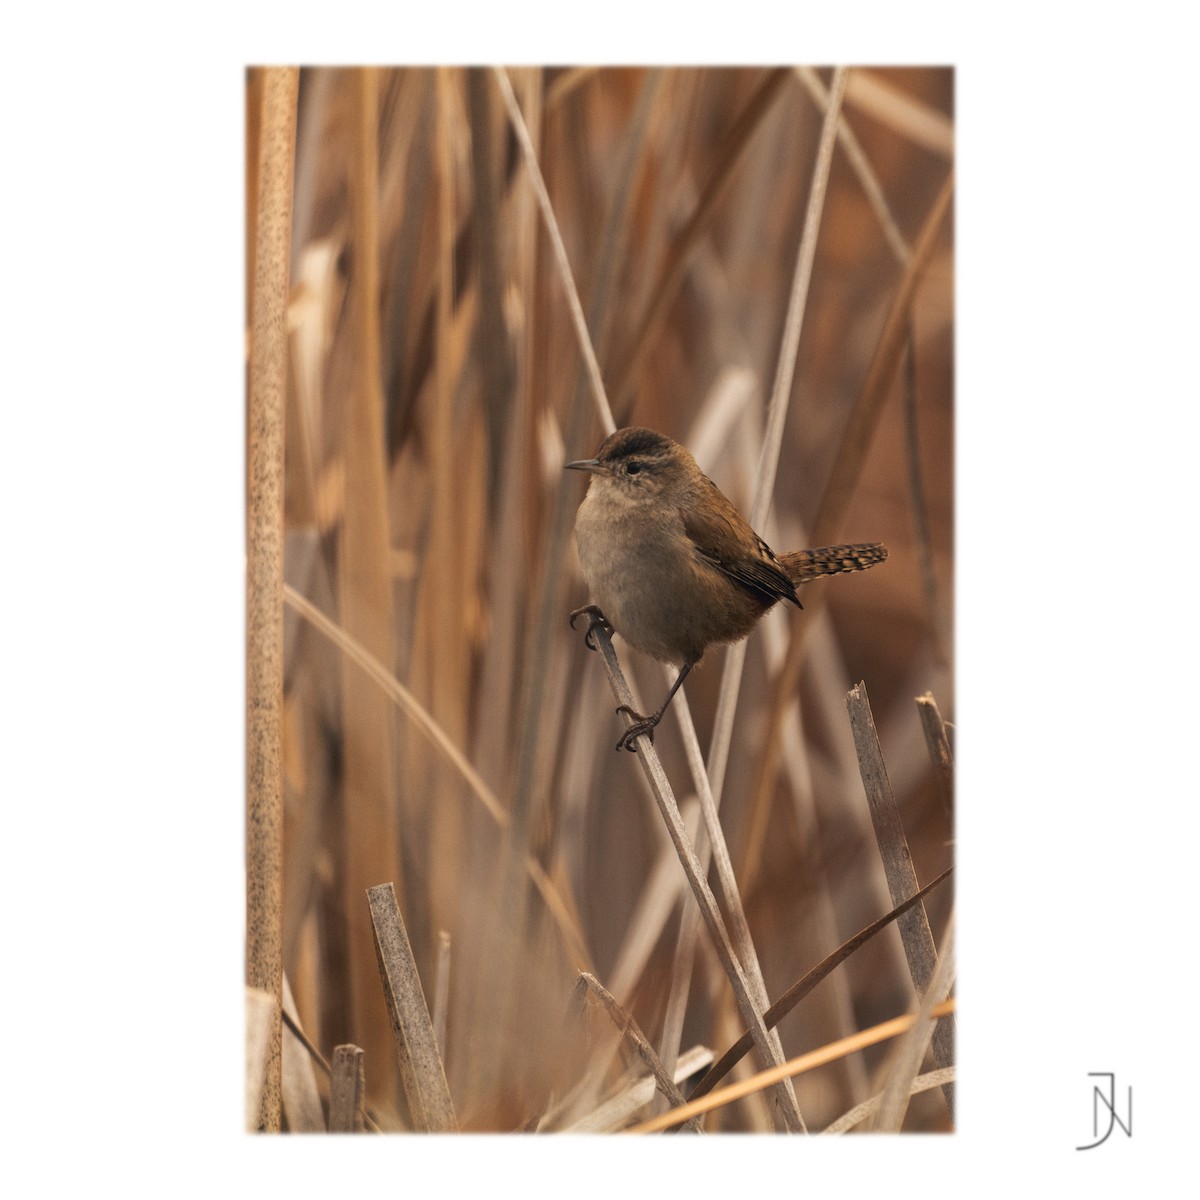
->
<box><xmin>566</xmin><ymin>427</ymin><xmax>887</xmax><ymax>750</ymax></box>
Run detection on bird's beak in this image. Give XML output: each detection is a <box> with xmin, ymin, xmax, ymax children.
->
<box><xmin>564</xmin><ymin>457</ymin><xmax>603</xmax><ymax>474</ymax></box>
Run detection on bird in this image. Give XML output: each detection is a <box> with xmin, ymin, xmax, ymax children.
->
<box><xmin>565</xmin><ymin>426</ymin><xmax>887</xmax><ymax>751</ymax></box>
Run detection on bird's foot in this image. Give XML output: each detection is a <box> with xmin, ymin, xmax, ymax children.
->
<box><xmin>569</xmin><ymin>605</ymin><xmax>611</xmax><ymax>652</ymax></box>
<box><xmin>614</xmin><ymin>704</ymin><xmax>660</xmax><ymax>752</ymax></box>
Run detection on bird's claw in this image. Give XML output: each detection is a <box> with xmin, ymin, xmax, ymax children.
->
<box><xmin>614</xmin><ymin>704</ymin><xmax>658</xmax><ymax>752</ymax></box>
<box><xmin>569</xmin><ymin>605</ymin><xmax>611</xmax><ymax>652</ymax></box>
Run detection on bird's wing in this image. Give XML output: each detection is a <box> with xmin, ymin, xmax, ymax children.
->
<box><xmin>680</xmin><ymin>479</ymin><xmax>801</xmax><ymax>608</ymax></box>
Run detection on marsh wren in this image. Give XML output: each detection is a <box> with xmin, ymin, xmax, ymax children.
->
<box><xmin>566</xmin><ymin>427</ymin><xmax>887</xmax><ymax>751</ymax></box>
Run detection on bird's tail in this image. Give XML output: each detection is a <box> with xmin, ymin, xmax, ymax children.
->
<box><xmin>780</xmin><ymin>543</ymin><xmax>888</xmax><ymax>585</ymax></box>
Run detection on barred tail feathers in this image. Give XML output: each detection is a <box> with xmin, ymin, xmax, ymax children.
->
<box><xmin>780</xmin><ymin>542</ymin><xmax>888</xmax><ymax>585</ymax></box>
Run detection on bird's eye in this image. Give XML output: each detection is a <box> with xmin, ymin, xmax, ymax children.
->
<box><xmin>626</xmin><ymin>460</ymin><xmax>642</xmax><ymax>475</ymax></box>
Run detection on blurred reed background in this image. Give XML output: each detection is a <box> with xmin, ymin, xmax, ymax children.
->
<box><xmin>246</xmin><ymin>65</ymin><xmax>954</xmax><ymax>1132</ymax></box>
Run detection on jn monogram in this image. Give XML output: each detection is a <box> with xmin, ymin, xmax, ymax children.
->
<box><xmin>1076</xmin><ymin>1072</ymin><xmax>1132</xmax><ymax>1150</ymax></box>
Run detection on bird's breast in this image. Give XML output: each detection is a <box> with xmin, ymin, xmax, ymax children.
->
<box><xmin>574</xmin><ymin>490</ymin><xmax>764</xmax><ymax>664</ymax></box>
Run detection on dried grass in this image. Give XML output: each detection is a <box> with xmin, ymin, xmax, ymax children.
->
<box><xmin>248</xmin><ymin>64</ymin><xmax>955</xmax><ymax>1132</ymax></box>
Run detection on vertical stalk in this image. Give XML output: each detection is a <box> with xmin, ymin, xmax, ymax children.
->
<box><xmin>338</xmin><ymin>66</ymin><xmax>403</xmax><ymax>1104</ymax></box>
<box><xmin>246</xmin><ymin>65</ymin><xmax>299</xmax><ymax>1133</ymax></box>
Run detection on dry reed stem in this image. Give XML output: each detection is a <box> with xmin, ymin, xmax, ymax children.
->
<box><xmin>329</xmin><ymin>1045</ymin><xmax>367</xmax><ymax>1133</ymax></box>
<box><xmin>282</xmin><ymin>583</ymin><xmax>592</xmax><ymax>969</ymax></box>
<box><xmin>245</xmin><ymin>69</ymin><xmax>262</xmax><ymax>308</ymax></box>
<box><xmin>846</xmin><ymin>681</ymin><xmax>955</xmax><ymax>1117</ymax></box>
<box><xmin>574</xmin><ymin>973</ymin><xmax>702</xmax><ymax>1131</ymax></box>
<box><xmin>631</xmin><ymin>998</ymin><xmax>955</xmax><ymax>1134</ymax></box>
<box><xmin>245</xmin><ymin>986</ymin><xmax>280</xmax><ymax>1132</ymax></box>
<box><xmin>246</xmin><ymin>64</ymin><xmax>298</xmax><ymax>1133</ymax></box>
<box><xmin>367</xmin><ymin>883</ymin><xmax>458</xmax><ymax>1131</ymax></box>
<box><xmin>281</xmin><ymin>1011</ymin><xmax>385</xmax><ymax>1133</ymax></box>
<box><xmin>430</xmin><ymin>67</ymin><xmax>469</xmax><ymax>748</ymax></box>
<box><xmin>872</xmin><ymin>909</ymin><xmax>956</xmax><ymax>1131</ymax></box>
<box><xmin>336</xmin><ymin>67</ymin><xmax>404</xmax><ymax>1099</ymax></box>
<box><xmin>465</xmin><ymin>68</ymin><xmax>516</xmax><ymax>480</ymax></box>
<box><xmin>587</xmin><ymin>623</ymin><xmax>804</xmax><ymax>1131</ymax></box>
<box><xmin>470</xmin><ymin>65</ymin><xmax>542</xmax><ymax>793</ymax></box>
<box><xmin>916</xmin><ymin>691</ymin><xmax>955</xmax><ymax>827</ymax></box>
